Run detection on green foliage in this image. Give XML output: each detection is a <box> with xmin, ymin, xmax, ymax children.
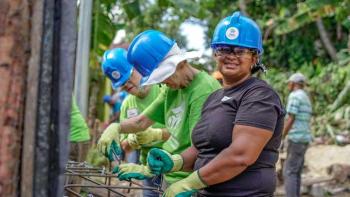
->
<box><xmin>274</xmin><ymin>0</ymin><xmax>341</xmax><ymax>35</ymax></box>
<box><xmin>264</xmin><ymin>50</ymin><xmax>350</xmax><ymax>137</ymax></box>
<box><xmin>87</xmin><ymin>0</ymin><xmax>350</xmax><ymax>138</ymax></box>
<box><xmin>121</xmin><ymin>0</ymin><xmax>141</xmax><ymax>20</ymax></box>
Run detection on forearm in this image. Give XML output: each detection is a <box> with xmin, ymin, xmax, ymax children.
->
<box><xmin>198</xmin><ymin>147</ymin><xmax>249</xmax><ymax>185</ymax></box>
<box><xmin>283</xmin><ymin>115</ymin><xmax>294</xmax><ymax>138</ymax></box>
<box><xmin>120</xmin><ymin>115</ymin><xmax>153</xmax><ymax>133</ymax></box>
<box><xmin>108</xmin><ymin>113</ymin><xmax>120</xmax><ymax>124</ymax></box>
<box><xmin>181</xmin><ymin>146</ymin><xmax>199</xmax><ymax>171</ymax></box>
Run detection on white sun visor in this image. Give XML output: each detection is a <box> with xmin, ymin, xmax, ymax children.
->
<box><xmin>140</xmin><ymin>43</ymin><xmax>201</xmax><ymax>86</ymax></box>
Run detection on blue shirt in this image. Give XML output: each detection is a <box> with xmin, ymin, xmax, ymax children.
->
<box><xmin>286</xmin><ymin>89</ymin><xmax>312</xmax><ymax>143</ymax></box>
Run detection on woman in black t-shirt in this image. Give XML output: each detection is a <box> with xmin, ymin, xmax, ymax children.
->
<box><xmin>147</xmin><ymin>11</ymin><xmax>285</xmax><ymax>197</ymax></box>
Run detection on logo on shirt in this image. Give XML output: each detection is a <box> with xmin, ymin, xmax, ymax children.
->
<box><xmin>165</xmin><ymin>135</ymin><xmax>180</xmax><ymax>150</ymax></box>
<box><xmin>167</xmin><ymin>102</ymin><xmax>185</xmax><ymax>129</ymax></box>
<box><xmin>127</xmin><ymin>108</ymin><xmax>138</xmax><ymax>118</ymax></box>
<box><xmin>221</xmin><ymin>96</ymin><xmax>232</xmax><ymax>102</ymax></box>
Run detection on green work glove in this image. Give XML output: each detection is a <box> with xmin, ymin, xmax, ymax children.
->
<box><xmin>147</xmin><ymin>148</ymin><xmax>183</xmax><ymax>175</ymax></box>
<box><xmin>126</xmin><ymin>134</ymin><xmax>141</xmax><ymax>149</ymax></box>
<box><xmin>163</xmin><ymin>171</ymin><xmax>207</xmax><ymax>197</ymax></box>
<box><xmin>97</xmin><ymin>123</ymin><xmax>122</xmax><ymax>161</ymax></box>
<box><xmin>136</xmin><ymin>128</ymin><xmax>164</xmax><ymax>146</ymax></box>
<box><xmin>113</xmin><ymin>163</ymin><xmax>154</xmax><ymax>181</ymax></box>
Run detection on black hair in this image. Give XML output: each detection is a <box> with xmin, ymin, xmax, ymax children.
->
<box><xmin>251</xmin><ymin>51</ymin><xmax>267</xmax><ymax>74</ymax></box>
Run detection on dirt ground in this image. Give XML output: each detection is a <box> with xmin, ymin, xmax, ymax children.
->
<box><xmin>304</xmin><ymin>144</ymin><xmax>350</xmax><ymax>178</ymax></box>
<box><xmin>275</xmin><ymin>144</ymin><xmax>350</xmax><ymax>196</ymax></box>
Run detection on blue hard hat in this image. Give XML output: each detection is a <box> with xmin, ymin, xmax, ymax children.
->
<box><xmin>101</xmin><ymin>48</ymin><xmax>133</xmax><ymax>89</ymax></box>
<box><xmin>127</xmin><ymin>30</ymin><xmax>175</xmax><ymax>77</ymax></box>
<box><xmin>211</xmin><ymin>11</ymin><xmax>263</xmax><ymax>54</ymax></box>
<box><xmin>118</xmin><ymin>91</ymin><xmax>128</xmax><ymax>101</ymax></box>
<box><xmin>103</xmin><ymin>95</ymin><xmax>112</xmax><ymax>103</ymax></box>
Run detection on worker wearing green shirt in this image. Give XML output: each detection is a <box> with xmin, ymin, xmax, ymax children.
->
<box><xmin>70</xmin><ymin>97</ymin><xmax>90</xmax><ymax>158</ymax></box>
<box><xmin>68</xmin><ymin>97</ymin><xmax>91</xmax><ymax>196</ymax></box>
<box><xmin>119</xmin><ymin>85</ymin><xmax>166</xmax><ymax>164</ymax></box>
<box><xmin>100</xmin><ymin>48</ymin><xmax>170</xmax><ymax>197</ymax></box>
<box><xmin>97</xmin><ymin>30</ymin><xmax>221</xmax><ymax>186</ymax></box>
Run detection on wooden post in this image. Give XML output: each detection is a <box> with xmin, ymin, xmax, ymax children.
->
<box><xmin>0</xmin><ymin>0</ymin><xmax>30</xmax><ymax>196</ymax></box>
<box><xmin>20</xmin><ymin>0</ymin><xmax>77</xmax><ymax>196</ymax></box>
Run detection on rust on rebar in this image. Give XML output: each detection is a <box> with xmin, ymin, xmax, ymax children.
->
<box><xmin>64</xmin><ymin>161</ymin><xmax>163</xmax><ymax>195</ymax></box>
<box><xmin>65</xmin><ymin>188</ymin><xmax>83</xmax><ymax>197</ymax></box>
<box><xmin>65</xmin><ymin>169</ymin><xmax>126</xmax><ymax>197</ymax></box>
<box><xmin>65</xmin><ymin>184</ymin><xmax>163</xmax><ymax>193</ymax></box>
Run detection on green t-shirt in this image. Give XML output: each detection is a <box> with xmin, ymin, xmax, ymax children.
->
<box><xmin>143</xmin><ymin>71</ymin><xmax>221</xmax><ymax>183</ymax></box>
<box><xmin>70</xmin><ymin>98</ymin><xmax>90</xmax><ymax>142</ymax></box>
<box><xmin>120</xmin><ymin>85</ymin><xmax>166</xmax><ymax>164</ymax></box>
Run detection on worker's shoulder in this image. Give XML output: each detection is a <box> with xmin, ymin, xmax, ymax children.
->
<box><xmin>194</xmin><ymin>71</ymin><xmax>221</xmax><ymax>90</ymax></box>
<box><xmin>241</xmin><ymin>77</ymin><xmax>278</xmax><ymax>96</ymax></box>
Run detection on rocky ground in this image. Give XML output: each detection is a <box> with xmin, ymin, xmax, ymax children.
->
<box><xmin>275</xmin><ymin>144</ymin><xmax>350</xmax><ymax>197</ymax></box>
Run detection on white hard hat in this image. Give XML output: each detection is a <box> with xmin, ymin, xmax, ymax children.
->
<box><xmin>288</xmin><ymin>73</ymin><xmax>306</xmax><ymax>83</ymax></box>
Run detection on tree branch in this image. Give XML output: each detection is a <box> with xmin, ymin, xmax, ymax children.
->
<box><xmin>316</xmin><ymin>18</ymin><xmax>338</xmax><ymax>62</ymax></box>
<box><xmin>348</xmin><ymin>32</ymin><xmax>350</xmax><ymax>51</ymax></box>
<box><xmin>238</xmin><ymin>0</ymin><xmax>248</xmax><ymax>16</ymax></box>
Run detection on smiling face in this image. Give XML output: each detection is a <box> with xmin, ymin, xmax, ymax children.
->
<box><xmin>214</xmin><ymin>45</ymin><xmax>257</xmax><ymax>85</ymax></box>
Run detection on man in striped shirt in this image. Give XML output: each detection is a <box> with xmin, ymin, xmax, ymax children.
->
<box><xmin>283</xmin><ymin>73</ymin><xmax>313</xmax><ymax>197</ymax></box>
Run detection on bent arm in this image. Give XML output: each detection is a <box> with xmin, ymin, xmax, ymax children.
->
<box><xmin>120</xmin><ymin>114</ymin><xmax>154</xmax><ymax>133</ymax></box>
<box><xmin>283</xmin><ymin>114</ymin><xmax>295</xmax><ymax>138</ymax></box>
<box><xmin>180</xmin><ymin>146</ymin><xmax>199</xmax><ymax>172</ymax></box>
<box><xmin>199</xmin><ymin>125</ymin><xmax>272</xmax><ymax>185</ymax></box>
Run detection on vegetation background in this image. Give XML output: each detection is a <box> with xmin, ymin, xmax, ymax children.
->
<box><xmin>89</xmin><ymin>0</ymin><xmax>350</xmax><ymax>141</ymax></box>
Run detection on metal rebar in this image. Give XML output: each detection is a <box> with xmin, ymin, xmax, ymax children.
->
<box><xmin>65</xmin><ymin>171</ymin><xmax>161</xmax><ymax>189</ymax></box>
<box><xmin>65</xmin><ymin>173</ymin><xmax>116</xmax><ymax>177</ymax></box>
<box><xmin>65</xmin><ymin>169</ymin><xmax>102</xmax><ymax>172</ymax></box>
<box><xmin>65</xmin><ymin>188</ymin><xmax>83</xmax><ymax>197</ymax></box>
<box><xmin>65</xmin><ymin>162</ymin><xmax>163</xmax><ymax>195</ymax></box>
<box><xmin>65</xmin><ymin>184</ymin><xmax>163</xmax><ymax>192</ymax></box>
<box><xmin>66</xmin><ymin>169</ymin><xmax>126</xmax><ymax>197</ymax></box>
<box><xmin>108</xmin><ymin>162</ymin><xmax>111</xmax><ymax>197</ymax></box>
<box><xmin>127</xmin><ymin>182</ymin><xmax>132</xmax><ymax>193</ymax></box>
<box><xmin>66</xmin><ymin>167</ymin><xmax>102</xmax><ymax>170</ymax></box>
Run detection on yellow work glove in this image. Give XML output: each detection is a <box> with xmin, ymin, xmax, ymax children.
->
<box><xmin>126</xmin><ymin>134</ymin><xmax>141</xmax><ymax>149</ymax></box>
<box><xmin>97</xmin><ymin>123</ymin><xmax>122</xmax><ymax>161</ymax></box>
<box><xmin>163</xmin><ymin>171</ymin><xmax>207</xmax><ymax>197</ymax></box>
<box><xmin>113</xmin><ymin>163</ymin><xmax>155</xmax><ymax>181</ymax></box>
<box><xmin>136</xmin><ymin>128</ymin><xmax>164</xmax><ymax>146</ymax></box>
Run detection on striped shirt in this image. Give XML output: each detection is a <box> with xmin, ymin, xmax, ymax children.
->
<box><xmin>286</xmin><ymin>89</ymin><xmax>312</xmax><ymax>143</ymax></box>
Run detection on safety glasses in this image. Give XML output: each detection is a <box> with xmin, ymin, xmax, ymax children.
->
<box><xmin>214</xmin><ymin>46</ymin><xmax>256</xmax><ymax>58</ymax></box>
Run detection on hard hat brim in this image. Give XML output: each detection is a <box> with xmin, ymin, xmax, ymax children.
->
<box><xmin>111</xmin><ymin>68</ymin><xmax>133</xmax><ymax>90</ymax></box>
<box><xmin>140</xmin><ymin>45</ymin><xmax>201</xmax><ymax>86</ymax></box>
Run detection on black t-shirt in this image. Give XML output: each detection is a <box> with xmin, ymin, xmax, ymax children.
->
<box><xmin>192</xmin><ymin>77</ymin><xmax>285</xmax><ymax>197</ymax></box>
